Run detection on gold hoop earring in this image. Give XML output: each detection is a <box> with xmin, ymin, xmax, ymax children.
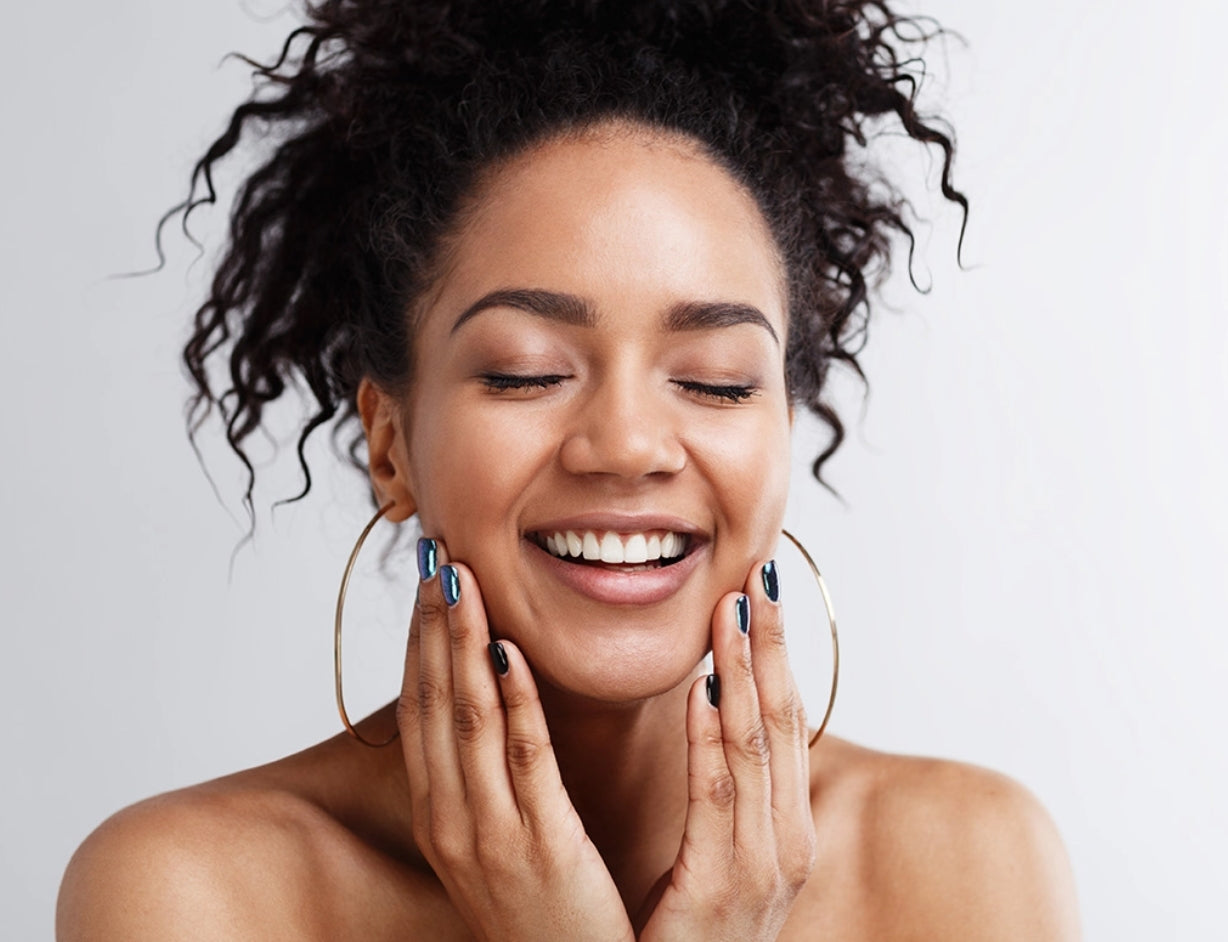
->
<box><xmin>334</xmin><ymin>513</ymin><xmax>838</xmax><ymax>748</ymax></box>
<box><xmin>335</xmin><ymin>501</ymin><xmax>400</xmax><ymax>748</ymax></box>
<box><xmin>780</xmin><ymin>529</ymin><xmax>840</xmax><ymax>747</ymax></box>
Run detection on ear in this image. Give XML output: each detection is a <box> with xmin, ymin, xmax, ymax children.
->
<box><xmin>357</xmin><ymin>377</ymin><xmax>417</xmax><ymax>523</ymax></box>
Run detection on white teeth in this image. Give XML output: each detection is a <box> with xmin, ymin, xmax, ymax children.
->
<box><xmin>538</xmin><ymin>529</ymin><xmax>688</xmax><ymax>563</ymax></box>
<box><xmin>600</xmin><ymin>532</ymin><xmax>624</xmax><ymax>563</ymax></box>
<box><xmin>624</xmin><ymin>533</ymin><xmax>648</xmax><ymax>564</ymax></box>
<box><xmin>565</xmin><ymin>531</ymin><xmax>582</xmax><ymax>556</ymax></box>
<box><xmin>582</xmin><ymin>532</ymin><xmax>602</xmax><ymax>560</ymax></box>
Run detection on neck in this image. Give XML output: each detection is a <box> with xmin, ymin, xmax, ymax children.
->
<box><xmin>537</xmin><ymin>665</ymin><xmax>701</xmax><ymax>909</ymax></box>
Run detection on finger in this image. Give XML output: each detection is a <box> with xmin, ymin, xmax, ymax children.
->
<box><xmin>680</xmin><ymin>671</ymin><xmax>736</xmax><ymax>859</ymax></box>
<box><xmin>444</xmin><ymin>561</ymin><xmax>516</xmax><ymax>817</ymax></box>
<box><xmin>745</xmin><ymin>559</ymin><xmax>812</xmax><ymax>846</ymax></box>
<box><xmin>490</xmin><ymin>640</ymin><xmax>571</xmax><ymax>831</ymax></box>
<box><xmin>397</xmin><ymin>536</ymin><xmax>439</xmax><ymax>817</ymax></box>
<box><xmin>398</xmin><ymin>601</ymin><xmax>429</xmax><ymax>818</ymax></box>
<box><xmin>710</xmin><ymin>589</ymin><xmax>773</xmax><ymax>849</ymax></box>
<box><xmin>415</xmin><ymin>540</ymin><xmax>465</xmax><ymax>803</ymax></box>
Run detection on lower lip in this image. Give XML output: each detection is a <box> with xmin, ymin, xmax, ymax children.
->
<box><xmin>528</xmin><ymin>540</ymin><xmax>705</xmax><ymax>606</ymax></box>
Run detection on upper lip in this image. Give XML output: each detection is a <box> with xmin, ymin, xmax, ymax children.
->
<box><xmin>524</xmin><ymin>513</ymin><xmax>706</xmax><ymax>538</ymax></box>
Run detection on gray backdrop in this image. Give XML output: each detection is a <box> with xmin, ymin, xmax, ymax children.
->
<box><xmin>3</xmin><ymin>1</ymin><xmax>1225</xmax><ymax>938</ymax></box>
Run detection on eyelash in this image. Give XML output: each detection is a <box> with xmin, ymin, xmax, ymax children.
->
<box><xmin>480</xmin><ymin>373</ymin><xmax>756</xmax><ymax>403</ymax></box>
<box><xmin>480</xmin><ymin>373</ymin><xmax>569</xmax><ymax>391</ymax></box>
<box><xmin>672</xmin><ymin>380</ymin><xmax>757</xmax><ymax>403</ymax></box>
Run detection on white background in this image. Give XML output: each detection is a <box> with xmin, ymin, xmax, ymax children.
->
<box><xmin>2</xmin><ymin>1</ymin><xmax>1225</xmax><ymax>938</ymax></box>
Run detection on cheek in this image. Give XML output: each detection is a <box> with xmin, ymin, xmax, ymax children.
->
<box><xmin>407</xmin><ymin>396</ymin><xmax>548</xmax><ymax>549</ymax></box>
<box><xmin>695</xmin><ymin>407</ymin><xmax>792</xmax><ymax>546</ymax></box>
<box><xmin>754</xmin><ymin>424</ymin><xmax>793</xmax><ymax>540</ymax></box>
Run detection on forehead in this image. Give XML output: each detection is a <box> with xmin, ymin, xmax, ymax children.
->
<box><xmin>424</xmin><ymin>124</ymin><xmax>788</xmax><ymax>336</ymax></box>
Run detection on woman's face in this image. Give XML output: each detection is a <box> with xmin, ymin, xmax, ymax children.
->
<box><xmin>390</xmin><ymin>125</ymin><xmax>792</xmax><ymax>702</ymax></box>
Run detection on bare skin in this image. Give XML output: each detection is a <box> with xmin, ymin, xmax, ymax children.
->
<box><xmin>58</xmin><ymin>124</ymin><xmax>1080</xmax><ymax>940</ymax></box>
<box><xmin>57</xmin><ymin>722</ymin><xmax>1078</xmax><ymax>940</ymax></box>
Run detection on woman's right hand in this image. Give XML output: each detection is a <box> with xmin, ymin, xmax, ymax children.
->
<box><xmin>397</xmin><ymin>537</ymin><xmax>636</xmax><ymax>942</ymax></box>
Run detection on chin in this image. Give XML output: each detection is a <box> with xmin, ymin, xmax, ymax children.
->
<box><xmin>529</xmin><ymin>654</ymin><xmax>706</xmax><ymax>709</ymax></box>
<box><xmin>496</xmin><ymin>600</ymin><xmax>712</xmax><ymax>708</ymax></box>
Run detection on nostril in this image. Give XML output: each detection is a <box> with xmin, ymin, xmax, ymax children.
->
<box><xmin>558</xmin><ymin>396</ymin><xmax>686</xmax><ymax>478</ymax></box>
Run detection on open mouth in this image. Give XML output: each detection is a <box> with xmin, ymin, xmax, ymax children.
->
<box><xmin>527</xmin><ymin>529</ymin><xmax>691</xmax><ymax>571</ymax></box>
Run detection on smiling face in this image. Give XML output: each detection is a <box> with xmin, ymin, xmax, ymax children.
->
<box><xmin>365</xmin><ymin>124</ymin><xmax>793</xmax><ymax>703</ymax></box>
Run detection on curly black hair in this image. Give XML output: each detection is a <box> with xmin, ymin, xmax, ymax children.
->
<box><xmin>171</xmin><ymin>0</ymin><xmax>966</xmax><ymax>523</ymax></box>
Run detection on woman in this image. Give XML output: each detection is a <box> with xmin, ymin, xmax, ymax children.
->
<box><xmin>59</xmin><ymin>1</ymin><xmax>1079</xmax><ymax>938</ymax></box>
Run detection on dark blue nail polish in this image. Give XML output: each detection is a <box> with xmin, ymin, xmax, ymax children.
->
<box><xmin>735</xmin><ymin>594</ymin><xmax>750</xmax><ymax>634</ymax></box>
<box><xmin>489</xmin><ymin>642</ymin><xmax>509</xmax><ymax>676</ymax></box>
<box><xmin>706</xmin><ymin>673</ymin><xmax>721</xmax><ymax>708</ymax></box>
<box><xmin>441</xmin><ymin>564</ymin><xmax>461</xmax><ymax>606</ymax></box>
<box><xmin>417</xmin><ymin>537</ymin><xmax>438</xmax><ymax>581</ymax></box>
<box><xmin>761</xmin><ymin>560</ymin><xmax>779</xmax><ymax>603</ymax></box>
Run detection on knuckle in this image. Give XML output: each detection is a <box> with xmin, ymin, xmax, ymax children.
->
<box><xmin>417</xmin><ymin>676</ymin><xmax>449</xmax><ymax>717</ymax></box>
<box><xmin>452</xmin><ymin>697</ymin><xmax>486</xmax><ymax>742</ymax></box>
<box><xmin>762</xmin><ymin>711</ymin><xmax>797</xmax><ymax>741</ymax></box>
<box><xmin>505</xmin><ymin>733</ymin><xmax>548</xmax><ymax>774</ymax></box>
<box><xmin>416</xmin><ymin>596</ymin><xmax>449</xmax><ymax>624</ymax></box>
<box><xmin>763</xmin><ymin>695</ymin><xmax>804</xmax><ymax>739</ymax></box>
<box><xmin>784</xmin><ymin>852</ymin><xmax>817</xmax><ymax>892</ymax></box>
<box><xmin>734</xmin><ymin>645</ymin><xmax>757</xmax><ymax>682</ymax></box>
<box><xmin>737</xmin><ymin>722</ymin><xmax>771</xmax><ymax>765</ymax></box>
<box><xmin>472</xmin><ymin>827</ymin><xmax>505</xmax><ymax>863</ymax></box>
<box><xmin>793</xmin><ymin>697</ymin><xmax>809</xmax><ymax>732</ymax></box>
<box><xmin>500</xmin><ymin>683</ymin><xmax>537</xmax><ymax>712</ymax></box>
<box><xmin>395</xmin><ymin>692</ymin><xmax>419</xmax><ymax>728</ymax></box>
<box><xmin>779</xmin><ymin>829</ymin><xmax>818</xmax><ymax>891</ymax></box>
<box><xmin>448</xmin><ymin>615</ymin><xmax>474</xmax><ymax>647</ymax></box>
<box><xmin>427</xmin><ymin>814</ymin><xmax>470</xmax><ymax>866</ymax></box>
<box><xmin>760</xmin><ymin>612</ymin><xmax>789</xmax><ymax>649</ymax></box>
<box><xmin>474</xmin><ymin>828</ymin><xmax>526</xmax><ymax>874</ymax></box>
<box><xmin>705</xmin><ymin>771</ymin><xmax>737</xmax><ymax>809</ymax></box>
<box><xmin>747</xmin><ymin>869</ymin><xmax>778</xmax><ymax>900</ymax></box>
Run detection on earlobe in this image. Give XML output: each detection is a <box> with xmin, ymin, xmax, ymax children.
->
<box><xmin>357</xmin><ymin>377</ymin><xmax>417</xmax><ymax>522</ymax></box>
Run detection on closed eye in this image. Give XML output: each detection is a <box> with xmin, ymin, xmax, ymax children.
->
<box><xmin>672</xmin><ymin>379</ymin><xmax>757</xmax><ymax>403</ymax></box>
<box><xmin>480</xmin><ymin>372</ymin><xmax>570</xmax><ymax>392</ymax></box>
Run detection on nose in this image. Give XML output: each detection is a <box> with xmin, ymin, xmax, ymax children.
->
<box><xmin>558</xmin><ymin>370</ymin><xmax>687</xmax><ymax>480</ymax></box>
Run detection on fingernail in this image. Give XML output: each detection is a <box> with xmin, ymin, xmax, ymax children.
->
<box><xmin>761</xmin><ymin>560</ymin><xmax>779</xmax><ymax>603</ymax></box>
<box><xmin>417</xmin><ymin>537</ymin><xmax>438</xmax><ymax>581</ymax></box>
<box><xmin>706</xmin><ymin>673</ymin><xmax>721</xmax><ymax>708</ymax></box>
<box><xmin>441</xmin><ymin>564</ymin><xmax>460</xmax><ymax>606</ymax></box>
<box><xmin>735</xmin><ymin>594</ymin><xmax>750</xmax><ymax>634</ymax></box>
<box><xmin>488</xmin><ymin>642</ymin><xmax>509</xmax><ymax>676</ymax></box>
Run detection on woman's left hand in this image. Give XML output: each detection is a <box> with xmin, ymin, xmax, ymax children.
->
<box><xmin>637</xmin><ymin>560</ymin><xmax>817</xmax><ymax>941</ymax></box>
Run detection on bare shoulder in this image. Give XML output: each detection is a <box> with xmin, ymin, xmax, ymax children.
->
<box><xmin>55</xmin><ymin>726</ymin><xmax>445</xmax><ymax>942</ymax></box>
<box><xmin>57</xmin><ymin>777</ymin><xmax>344</xmax><ymax>941</ymax></box>
<box><xmin>794</xmin><ymin>738</ymin><xmax>1081</xmax><ymax>941</ymax></box>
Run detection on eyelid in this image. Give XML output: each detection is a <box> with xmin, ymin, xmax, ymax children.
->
<box><xmin>479</xmin><ymin>371</ymin><xmax>571</xmax><ymax>391</ymax></box>
<box><xmin>477</xmin><ymin>371</ymin><xmax>759</xmax><ymax>402</ymax></box>
<box><xmin>672</xmin><ymin>379</ymin><xmax>758</xmax><ymax>403</ymax></box>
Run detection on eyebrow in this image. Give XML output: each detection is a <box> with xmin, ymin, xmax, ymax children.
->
<box><xmin>451</xmin><ymin>289</ymin><xmax>595</xmax><ymax>333</ymax></box>
<box><xmin>664</xmin><ymin>299</ymin><xmax>779</xmax><ymax>346</ymax></box>
<box><xmin>451</xmin><ymin>287</ymin><xmax>779</xmax><ymax>345</ymax></box>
